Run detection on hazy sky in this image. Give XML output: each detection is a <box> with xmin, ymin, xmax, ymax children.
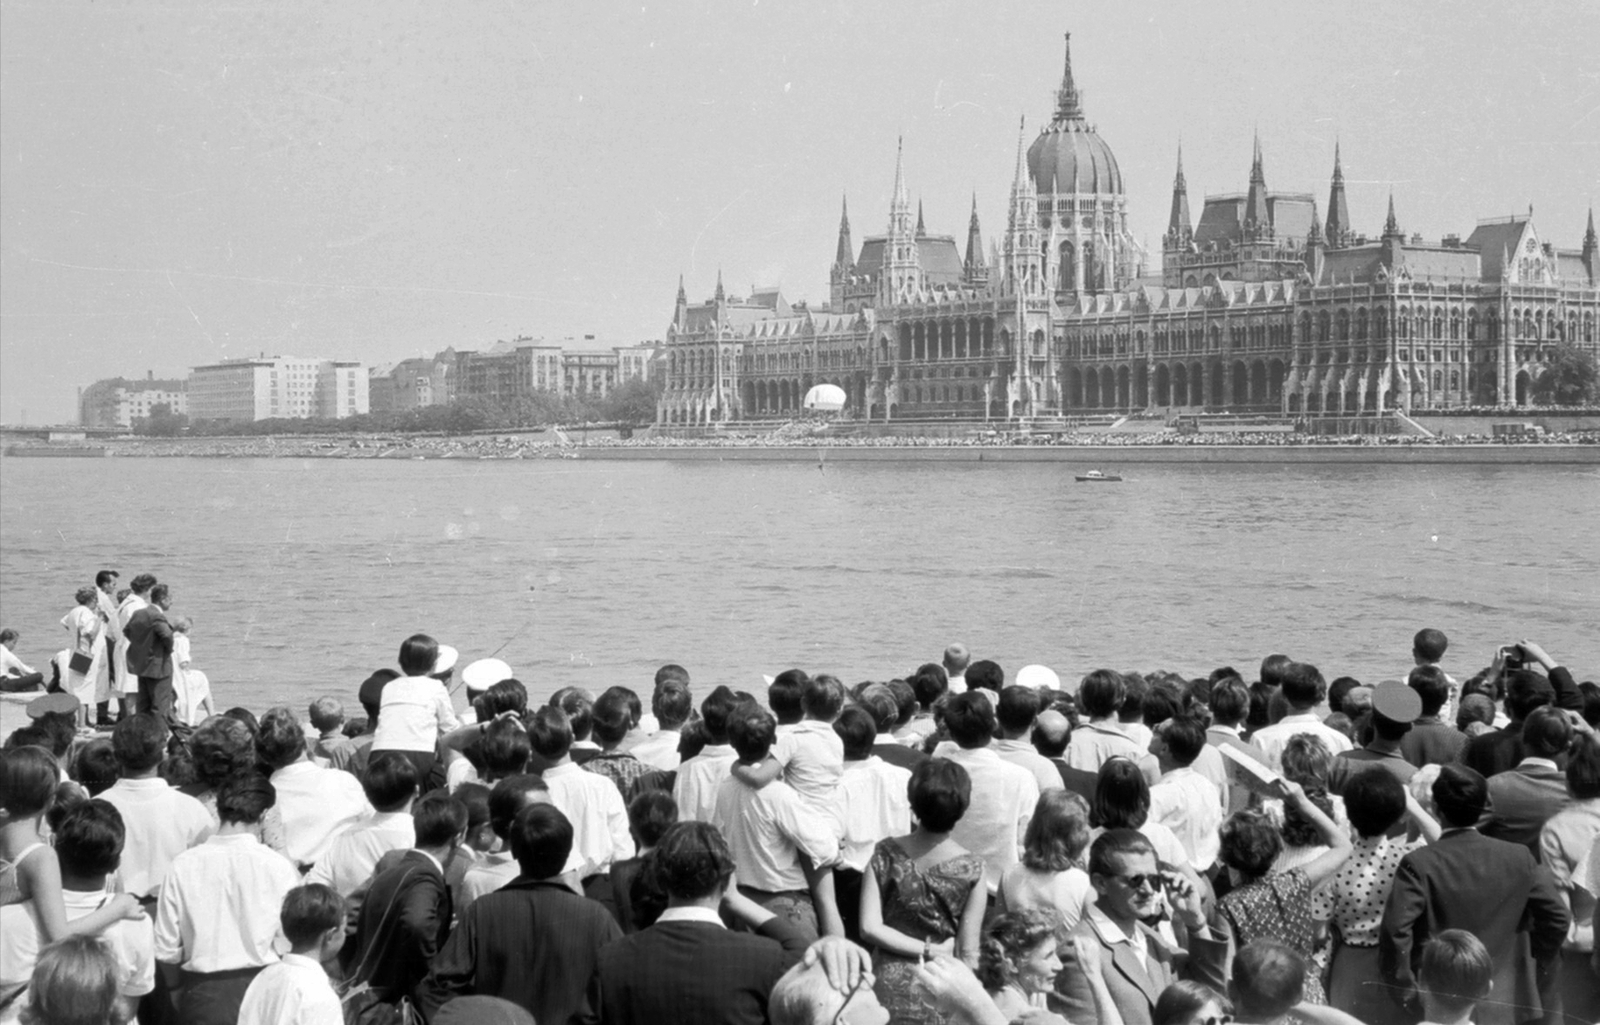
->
<box><xmin>3</xmin><ymin>0</ymin><xmax>1597</xmax><ymax>424</ymax></box>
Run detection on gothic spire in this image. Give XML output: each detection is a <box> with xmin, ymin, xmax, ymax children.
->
<box><xmin>1167</xmin><ymin>143</ymin><xmax>1191</xmax><ymax>243</ymax></box>
<box><xmin>834</xmin><ymin>195</ymin><xmax>853</xmax><ymax>268</ymax></box>
<box><xmin>1244</xmin><ymin>133</ymin><xmax>1270</xmax><ymax>234</ymax></box>
<box><xmin>965</xmin><ymin>194</ymin><xmax>984</xmax><ymax>269</ymax></box>
<box><xmin>1383</xmin><ymin>193</ymin><xmax>1402</xmax><ymax>238</ymax></box>
<box><xmin>1055</xmin><ymin>32</ymin><xmax>1083</xmax><ymax>121</ymax></box>
<box><xmin>1584</xmin><ymin>207</ymin><xmax>1597</xmax><ymax>252</ymax></box>
<box><xmin>1325</xmin><ymin>140</ymin><xmax>1351</xmax><ymax>245</ymax></box>
<box><xmin>891</xmin><ymin>136</ymin><xmax>908</xmax><ymax>214</ymax></box>
<box><xmin>916</xmin><ymin>199</ymin><xmax>926</xmax><ymax>237</ymax></box>
<box><xmin>714</xmin><ymin>268</ymin><xmax>725</xmax><ymax>303</ymax></box>
<box><xmin>675</xmin><ymin>273</ymin><xmax>687</xmax><ymax>304</ymax></box>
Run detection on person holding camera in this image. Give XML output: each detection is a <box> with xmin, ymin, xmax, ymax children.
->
<box><xmin>1461</xmin><ymin>641</ymin><xmax>1585</xmax><ymax>780</ymax></box>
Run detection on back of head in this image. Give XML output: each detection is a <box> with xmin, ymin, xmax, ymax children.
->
<box><xmin>280</xmin><ymin>883</ymin><xmax>345</xmax><ymax>947</ymax></box>
<box><xmin>477</xmin><ymin>679</ymin><xmax>530</xmax><ymax>722</ymax></box>
<box><xmin>654</xmin><ymin>663</ymin><xmax>690</xmax><ymax>689</ymax></box>
<box><xmin>885</xmin><ymin>679</ymin><xmax>918</xmax><ymax>727</ymax></box>
<box><xmin>769</xmin><ymin>961</ymin><xmax>848</xmax><ymax>1025</ymax></box>
<box><xmin>1418</xmin><ymin>929</ymin><xmax>1492</xmax><ymax>1017</ymax></box>
<box><xmin>72</xmin><ymin>740</ymin><xmax>119</xmax><ymax>796</ymax></box>
<box><xmin>1210</xmin><ymin>677</ymin><xmax>1250</xmax><ymax>727</ymax></box>
<box><xmin>1504</xmin><ymin>669</ymin><xmax>1555</xmax><ymax>721</ymax></box>
<box><xmin>216</xmin><ymin>772</ymin><xmax>277</xmax><ymax>826</ymax></box>
<box><xmin>801</xmin><ymin>675</ymin><xmax>845</xmax><ymax>721</ymax></box>
<box><xmin>857</xmin><ymin>684</ymin><xmax>898</xmax><ymax>734</ymax></box>
<box><xmin>699</xmin><ymin>686</ymin><xmax>739</xmax><ymax>743</ymax></box>
<box><xmin>148</xmin><ymin>583</ymin><xmax>170</xmax><ymax>606</ymax></box>
<box><xmin>1407</xmin><ymin>665</ymin><xmax>1451</xmax><ymax>717</ymax></box>
<box><xmin>413</xmin><ymin>791</ymin><xmax>469</xmax><ymax>848</ymax></box>
<box><xmin>1087</xmin><ymin>827</ymin><xmax>1157</xmax><ymax>878</ymax></box>
<box><xmin>1141</xmin><ymin>686</ymin><xmax>1179</xmax><ymax>728</ymax></box>
<box><xmin>1259</xmin><ymin>654</ymin><xmax>1294</xmax><ymax>689</ymax></box>
<box><xmin>942</xmin><ymin>645</ymin><xmax>970</xmax><ymax>675</ymax></box>
<box><xmin>1119</xmin><ymin>673</ymin><xmax>1150</xmax><ymax>721</ymax></box>
<box><xmin>111</xmin><ymin>713</ymin><xmax>169</xmax><ymax>774</ymax></box>
<box><xmin>1023</xmin><ymin>789</ymin><xmax>1091</xmax><ymax>872</ymax></box>
<box><xmin>488</xmin><ymin>773</ymin><xmax>548</xmax><ymax>841</ymax></box>
<box><xmin>1567</xmin><ymin>733</ymin><xmax>1600</xmax><ymax>801</ymax></box>
<box><xmin>1413</xmin><ymin>628</ymin><xmax>1449</xmax><ymax>665</ymax></box>
<box><xmin>510</xmin><ymin>802</ymin><xmax>573</xmax><ymax>879</ymax></box>
<box><xmin>909</xmin><ymin>667</ymin><xmax>948</xmax><ymax>710</ymax></box>
<box><xmin>398</xmin><ymin>633</ymin><xmax>439</xmax><ymax>677</ymax></box>
<box><xmin>0</xmin><ymin>745</ymin><xmax>60</xmax><ymax>817</ymax></box>
<box><xmin>1091</xmin><ymin>758</ymin><xmax>1150</xmax><ymax>830</ymax></box>
<box><xmin>362</xmin><ymin>751</ymin><xmax>421</xmax><ymax>812</ymax></box>
<box><xmin>551</xmin><ymin>688</ymin><xmax>594</xmax><ymax>741</ymax></box>
<box><xmin>997</xmin><ymin>685</ymin><xmax>1041</xmax><ymax>735</ymax></box>
<box><xmin>1219</xmin><ymin>810</ymin><xmax>1284</xmax><ymax>879</ymax></box>
<box><xmin>528</xmin><ymin>706</ymin><xmax>574</xmax><ymax>761</ymax></box>
<box><xmin>965</xmin><ymin>660</ymin><xmax>1004</xmax><ymax>695</ymax></box>
<box><xmin>256</xmin><ymin>706</ymin><xmax>307</xmax><ymax>771</ymax></box>
<box><xmin>591</xmin><ymin>690</ymin><xmax>633</xmax><ymax>748</ymax></box>
<box><xmin>1160</xmin><ymin>717</ymin><xmax>1206</xmax><ymax>768</ymax></box>
<box><xmin>908</xmin><ymin>757</ymin><xmax>971</xmax><ymax>833</ymax></box>
<box><xmin>1327</xmin><ymin>677</ymin><xmax>1362</xmax><ymax>717</ymax></box>
<box><xmin>308</xmin><ymin>696</ymin><xmax>344</xmax><ymax>733</ymax></box>
<box><xmin>187</xmin><ymin>716</ymin><xmax>254</xmax><ymax>788</ymax></box>
<box><xmin>1521</xmin><ymin>705</ymin><xmax>1573</xmax><ymax>759</ymax></box>
<box><xmin>943</xmin><ymin>690</ymin><xmax>996</xmax><ymax>749</ymax></box>
<box><xmin>1343</xmin><ymin>768</ymin><xmax>1408</xmax><ymax>838</ymax></box>
<box><xmin>1154</xmin><ymin>982</ymin><xmax>1230</xmax><ymax>1025</ymax></box>
<box><xmin>1280</xmin><ymin>733</ymin><xmax>1333</xmax><ymax>788</ymax></box>
<box><xmin>1078</xmin><ymin>669</ymin><xmax>1126</xmax><ymax>719</ymax></box>
<box><xmin>1231</xmin><ymin>939</ymin><xmax>1306</xmax><ymax>1021</ymax></box>
<box><xmin>1279</xmin><ymin>661</ymin><xmax>1326</xmax><ymax>708</ymax></box>
<box><xmin>768</xmin><ymin>670</ymin><xmax>809</xmax><ymax>723</ymax></box>
<box><xmin>832</xmin><ymin>707</ymin><xmax>876</xmax><ymax>761</ymax></box>
<box><xmin>654</xmin><ymin>821</ymin><xmax>734</xmax><ymax>900</ymax></box>
<box><xmin>627</xmin><ymin>790</ymin><xmax>679</xmax><ymax>849</ymax></box>
<box><xmin>1032</xmin><ymin>709</ymin><xmax>1071</xmax><ymax>757</ymax></box>
<box><xmin>23</xmin><ymin>934</ymin><xmax>121</xmax><ymax>1025</ymax></box>
<box><xmin>53</xmin><ymin>799</ymin><xmax>125</xmax><ymax>879</ymax></box>
<box><xmin>727</xmin><ymin>703</ymin><xmax>777</xmax><ymax>763</ymax></box>
<box><xmin>652</xmin><ymin>680</ymin><xmax>693</xmax><ymax>730</ymax></box>
<box><xmin>1432</xmin><ymin>764</ymin><xmax>1489</xmax><ymax>828</ymax></box>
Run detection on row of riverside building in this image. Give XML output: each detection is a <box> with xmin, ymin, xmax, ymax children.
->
<box><xmin>657</xmin><ymin>34</ymin><xmax>1600</xmax><ymax>425</ymax></box>
<box><xmin>78</xmin><ymin>338</ymin><xmax>661</xmax><ymax>428</ymax></box>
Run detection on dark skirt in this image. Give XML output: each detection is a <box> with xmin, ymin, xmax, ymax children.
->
<box><xmin>1328</xmin><ymin>943</ymin><xmax>1408</xmax><ymax>1025</ymax></box>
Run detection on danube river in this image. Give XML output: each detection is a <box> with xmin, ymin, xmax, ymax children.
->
<box><xmin>1</xmin><ymin>456</ymin><xmax>1596</xmax><ymax>713</ymax></box>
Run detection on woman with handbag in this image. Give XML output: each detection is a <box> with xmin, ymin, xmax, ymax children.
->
<box><xmin>58</xmin><ymin>586</ymin><xmax>105</xmax><ymax>728</ymax></box>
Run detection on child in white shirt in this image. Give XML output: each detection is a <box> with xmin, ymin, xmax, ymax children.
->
<box><xmin>237</xmin><ymin>883</ymin><xmax>346</xmax><ymax>1025</ymax></box>
<box><xmin>170</xmin><ymin>616</ymin><xmax>214</xmax><ymax>727</ymax></box>
<box><xmin>733</xmin><ymin>674</ymin><xmax>846</xmax><ymax>826</ymax></box>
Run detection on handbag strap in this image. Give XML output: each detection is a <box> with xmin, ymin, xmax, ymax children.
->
<box><xmin>341</xmin><ymin>864</ymin><xmax>421</xmax><ymax>992</ymax></box>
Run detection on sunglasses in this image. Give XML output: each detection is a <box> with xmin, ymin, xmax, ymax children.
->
<box><xmin>1201</xmin><ymin>1017</ymin><xmax>1234</xmax><ymax>1025</ymax></box>
<box><xmin>1112</xmin><ymin>872</ymin><xmax>1164</xmax><ymax>892</ymax></box>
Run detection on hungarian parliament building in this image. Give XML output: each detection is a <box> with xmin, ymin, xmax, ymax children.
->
<box><xmin>658</xmin><ymin>36</ymin><xmax>1599</xmax><ymax>425</ymax></box>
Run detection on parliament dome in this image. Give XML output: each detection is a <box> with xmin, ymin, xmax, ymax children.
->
<box><xmin>1026</xmin><ymin>33</ymin><xmax>1124</xmax><ymax>199</ymax></box>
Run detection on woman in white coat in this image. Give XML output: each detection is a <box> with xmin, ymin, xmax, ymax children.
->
<box><xmin>59</xmin><ymin>586</ymin><xmax>107</xmax><ymax>726</ymax></box>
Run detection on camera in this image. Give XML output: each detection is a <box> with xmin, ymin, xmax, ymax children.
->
<box><xmin>1498</xmin><ymin>644</ymin><xmax>1524</xmax><ymax>672</ymax></box>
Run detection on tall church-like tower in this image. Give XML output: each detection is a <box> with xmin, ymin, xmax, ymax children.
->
<box><xmin>879</xmin><ymin>138</ymin><xmax>923</xmax><ymax>303</ymax></box>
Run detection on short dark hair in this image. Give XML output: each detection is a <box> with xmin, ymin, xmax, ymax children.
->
<box><xmin>187</xmin><ymin>717</ymin><xmax>254</xmax><ymax>788</ymax></box>
<box><xmin>1232</xmin><ymin>939</ymin><xmax>1306</xmax><ymax>1020</ymax></box>
<box><xmin>255</xmin><ymin>707</ymin><xmax>306</xmax><ymax>771</ymax></box>
<box><xmin>1210</xmin><ymin>678</ymin><xmax>1250</xmax><ymax>726</ymax></box>
<box><xmin>1087</xmin><ymin>827</ymin><xmax>1156</xmax><ymax>878</ymax></box>
<box><xmin>1280</xmin><ymin>788</ymin><xmax>1334</xmax><ymax>849</ymax></box>
<box><xmin>627</xmin><ymin>790</ymin><xmax>679</xmax><ymax>848</ymax></box>
<box><xmin>1413</xmin><ymin>628</ymin><xmax>1449</xmax><ymax>664</ymax></box>
<box><xmin>654</xmin><ymin>821</ymin><xmax>734</xmax><ymax>900</ymax></box>
<box><xmin>1259</xmin><ymin>654</ymin><xmax>1293</xmax><ymax>688</ymax></box>
<box><xmin>1160</xmin><ymin>717</ymin><xmax>1207</xmax><ymax>767</ymax></box>
<box><xmin>398</xmin><ymin>634</ymin><xmax>439</xmax><ymax>676</ymax></box>
<box><xmin>910</xmin><ymin>667</ymin><xmax>948</xmax><ymax>710</ymax></box>
<box><xmin>216</xmin><ymin>773</ymin><xmax>276</xmax><ymax>825</ymax></box>
<box><xmin>727</xmin><ymin>704</ymin><xmax>777</xmax><ymax>763</ymax></box>
<box><xmin>0</xmin><ymin>628</ymin><xmax>16</xmax><ymax>647</ymax></box>
<box><xmin>1504</xmin><ymin>670</ymin><xmax>1555</xmax><ymax>721</ymax></box>
<box><xmin>456</xmin><ymin>782</ymin><xmax>491</xmax><ymax>834</ymax></box>
<box><xmin>528</xmin><ymin>707</ymin><xmax>574</xmax><ymax>761</ymax></box>
<box><xmin>1418</xmin><ymin>929</ymin><xmax>1492</xmax><ymax>1015</ymax></box>
<box><xmin>652</xmin><ymin>681</ymin><xmax>693</xmax><ymax>729</ymax></box>
<box><xmin>1343</xmin><ymin>768</ymin><xmax>1408</xmax><ymax>838</ymax></box>
<box><xmin>361</xmin><ymin>751</ymin><xmax>419</xmax><ymax>812</ymax></box>
<box><xmin>768</xmin><ymin>670</ymin><xmax>809</xmax><ymax>723</ymax></box>
<box><xmin>95</xmin><ymin>569</ymin><xmax>119</xmax><ymax>588</ymax></box>
<box><xmin>1280</xmin><ymin>662</ymin><xmax>1326</xmax><ymax>707</ymax></box>
<box><xmin>1327</xmin><ymin>677</ymin><xmax>1361</xmax><ymax>718</ymax></box>
<box><xmin>997</xmin><ymin>686</ymin><xmax>1041</xmax><ymax>734</ymax></box>
<box><xmin>1022</xmin><ymin>789</ymin><xmax>1091</xmax><ymax>872</ymax></box>
<box><xmin>129</xmin><ymin>573</ymin><xmax>157</xmax><ymax>593</ymax></box>
<box><xmin>482</xmin><ymin>719</ymin><xmax>533</xmax><ymax>777</ymax></box>
<box><xmin>510</xmin><ymin>803</ymin><xmax>573</xmax><ymax>879</ymax></box>
<box><xmin>886</xmin><ymin>679</ymin><xmax>918</xmax><ymax>727</ymax></box>
<box><xmin>908</xmin><ymin>758</ymin><xmax>971</xmax><ymax>833</ymax></box>
<box><xmin>413</xmin><ymin>791</ymin><xmax>468</xmax><ymax>847</ymax></box>
<box><xmin>110</xmin><ymin>713</ymin><xmax>168</xmax><ymax>773</ymax></box>
<box><xmin>832</xmin><ymin>707</ymin><xmax>876</xmax><ymax>760</ymax></box>
<box><xmin>549</xmin><ymin>688</ymin><xmax>594</xmax><ymax>741</ymax></box>
<box><xmin>944</xmin><ymin>691</ymin><xmax>996</xmax><ymax>749</ymax></box>
<box><xmin>1119</xmin><ymin>673</ymin><xmax>1150</xmax><ymax>720</ymax></box>
<box><xmin>699</xmin><ymin>686</ymin><xmax>739</xmax><ymax>743</ymax></box>
<box><xmin>53</xmin><ymin>800</ymin><xmax>124</xmax><ymax>878</ymax></box>
<box><xmin>654</xmin><ymin>663</ymin><xmax>690</xmax><ymax>688</ymax></box>
<box><xmin>1408</xmin><ymin>665</ymin><xmax>1451</xmax><ymax>717</ymax></box>
<box><xmin>1219</xmin><ymin>810</ymin><xmax>1283</xmax><ymax>879</ymax></box>
<box><xmin>1522</xmin><ymin>706</ymin><xmax>1573</xmax><ymax>759</ymax></box>
<box><xmin>148</xmin><ymin>583</ymin><xmax>170</xmax><ymax>606</ymax></box>
<box><xmin>1567</xmin><ymin>733</ymin><xmax>1600</xmax><ymax>801</ymax></box>
<box><xmin>474</xmin><ymin>679</ymin><xmax>529</xmax><ymax>723</ymax></box>
<box><xmin>591</xmin><ymin>690</ymin><xmax>634</xmax><ymax>747</ymax></box>
<box><xmin>72</xmin><ymin>739</ymin><xmax>119</xmax><ymax>796</ymax></box>
<box><xmin>1141</xmin><ymin>686</ymin><xmax>1179</xmax><ymax>728</ymax></box>
<box><xmin>488</xmin><ymin>774</ymin><xmax>549</xmax><ymax>841</ymax></box>
<box><xmin>1079</xmin><ymin>670</ymin><xmax>1125</xmax><ymax>719</ymax></box>
<box><xmin>1432</xmin><ymin>764</ymin><xmax>1489</xmax><ymax>828</ymax></box>
<box><xmin>857</xmin><ymin>685</ymin><xmax>899</xmax><ymax>734</ymax></box>
<box><xmin>1091</xmin><ymin>758</ymin><xmax>1150</xmax><ymax>830</ymax></box>
<box><xmin>965</xmin><ymin>660</ymin><xmax>1004</xmax><ymax>694</ymax></box>
<box><xmin>281</xmin><ymin>884</ymin><xmax>345</xmax><ymax>946</ymax></box>
<box><xmin>801</xmin><ymin>675</ymin><xmax>845</xmax><ymax>720</ymax></box>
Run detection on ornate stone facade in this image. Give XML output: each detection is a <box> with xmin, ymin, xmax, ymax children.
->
<box><xmin>658</xmin><ymin>35</ymin><xmax>1599</xmax><ymax>425</ymax></box>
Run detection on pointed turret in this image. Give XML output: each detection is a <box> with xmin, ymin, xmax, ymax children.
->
<box><xmin>1165</xmin><ymin>143</ymin><xmax>1191</xmax><ymax>246</ymax></box>
<box><xmin>1244</xmin><ymin>133</ymin><xmax>1271</xmax><ymax>237</ymax></box>
<box><xmin>964</xmin><ymin>194</ymin><xmax>988</xmax><ymax>287</ymax></box>
<box><xmin>881</xmin><ymin>137</ymin><xmax>921</xmax><ymax>300</ymax></box>
<box><xmin>1055</xmin><ymin>32</ymin><xmax>1083</xmax><ymax>121</ymax></box>
<box><xmin>1382</xmin><ymin>193</ymin><xmax>1402</xmax><ymax>239</ymax></box>
<box><xmin>916</xmin><ymin>200</ymin><xmax>926</xmax><ymax>237</ymax></box>
<box><xmin>833</xmin><ymin>196</ymin><xmax>853</xmax><ymax>268</ymax></box>
<box><xmin>1004</xmin><ymin>116</ymin><xmax>1043</xmax><ymax>296</ymax></box>
<box><xmin>1325</xmin><ymin>141</ymin><xmax>1351</xmax><ymax>245</ymax></box>
<box><xmin>1305</xmin><ymin>200</ymin><xmax>1326</xmax><ymax>282</ymax></box>
<box><xmin>714</xmin><ymin>268</ymin><xmax>726</xmax><ymax>304</ymax></box>
<box><xmin>673</xmin><ymin>274</ymin><xmax>688</xmax><ymax>329</ymax></box>
<box><xmin>1582</xmin><ymin>207</ymin><xmax>1597</xmax><ymax>282</ymax></box>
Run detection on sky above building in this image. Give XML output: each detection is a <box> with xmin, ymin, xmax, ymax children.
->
<box><xmin>2</xmin><ymin>0</ymin><xmax>1596</xmax><ymax>424</ymax></box>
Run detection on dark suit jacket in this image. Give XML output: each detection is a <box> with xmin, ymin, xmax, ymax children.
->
<box><xmin>122</xmin><ymin>606</ymin><xmax>173</xmax><ymax>680</ymax></box>
<box><xmin>1049</xmin><ymin>757</ymin><xmax>1100</xmax><ymax>805</ymax></box>
<box><xmin>1380</xmin><ymin>828</ymin><xmax>1568</xmax><ymax>1025</ymax></box>
<box><xmin>348</xmin><ymin>849</ymin><xmax>452</xmax><ymax>1004</ymax></box>
<box><xmin>1399</xmin><ymin>717</ymin><xmax>1468</xmax><ymax>768</ymax></box>
<box><xmin>580</xmin><ymin>914</ymin><xmax>809</xmax><ymax>1025</ymax></box>
<box><xmin>1481</xmin><ymin>762</ymin><xmax>1572</xmax><ymax>854</ymax></box>
<box><xmin>1054</xmin><ymin>912</ymin><xmax>1228</xmax><ymax>1025</ymax></box>
<box><xmin>1461</xmin><ymin>722</ymin><xmax>1528</xmax><ymax>780</ymax></box>
<box><xmin>872</xmin><ymin>739</ymin><xmax>929</xmax><ymax>772</ymax></box>
<box><xmin>417</xmin><ymin>877</ymin><xmax>620</xmax><ymax>1025</ymax></box>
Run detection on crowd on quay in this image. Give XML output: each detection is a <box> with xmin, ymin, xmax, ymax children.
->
<box><xmin>584</xmin><ymin>430</ymin><xmax>1599</xmax><ymax>449</ymax></box>
<box><xmin>2</xmin><ymin>595</ymin><xmax>1599</xmax><ymax>1025</ymax></box>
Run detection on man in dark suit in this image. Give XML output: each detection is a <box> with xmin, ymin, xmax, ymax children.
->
<box><xmin>1055</xmin><ymin>829</ymin><xmax>1227</xmax><ymax>1025</ymax></box>
<box><xmin>1461</xmin><ymin>643</ymin><xmax>1585</xmax><ymax>779</ymax></box>
<box><xmin>123</xmin><ymin>582</ymin><xmax>175</xmax><ymax>724</ymax></box>
<box><xmin>1480</xmin><ymin>706</ymin><xmax>1573</xmax><ymax>853</ymax></box>
<box><xmin>346</xmin><ymin>791</ymin><xmax>466</xmax><ymax>1009</ymax></box>
<box><xmin>1032</xmin><ymin>710</ymin><xmax>1098</xmax><ymax>804</ymax></box>
<box><xmin>419</xmin><ymin>803</ymin><xmax>621</xmax><ymax>1024</ymax></box>
<box><xmin>1380</xmin><ymin>764</ymin><xmax>1568</xmax><ymax>1025</ymax></box>
<box><xmin>579</xmin><ymin>820</ymin><xmax>870</xmax><ymax>1025</ymax></box>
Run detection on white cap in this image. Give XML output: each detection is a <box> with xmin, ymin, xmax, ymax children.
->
<box><xmin>461</xmin><ymin>657</ymin><xmax>512</xmax><ymax>694</ymax></box>
<box><xmin>432</xmin><ymin>644</ymin><xmax>460</xmax><ymax>676</ymax></box>
<box><xmin>1016</xmin><ymin>664</ymin><xmax>1062</xmax><ymax>692</ymax></box>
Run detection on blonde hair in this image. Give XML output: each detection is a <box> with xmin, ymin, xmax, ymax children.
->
<box><xmin>20</xmin><ymin>936</ymin><xmax>120</xmax><ymax>1025</ymax></box>
<box><xmin>171</xmin><ymin>616</ymin><xmax>193</xmax><ymax>634</ymax></box>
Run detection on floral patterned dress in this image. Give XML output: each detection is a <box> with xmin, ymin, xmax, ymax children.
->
<box><xmin>868</xmin><ymin>837</ymin><xmax>986</xmax><ymax>1025</ymax></box>
<box><xmin>1218</xmin><ymin>867</ymin><xmax>1326</xmax><ymax>1005</ymax></box>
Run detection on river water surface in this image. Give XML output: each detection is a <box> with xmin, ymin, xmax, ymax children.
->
<box><xmin>1</xmin><ymin>456</ymin><xmax>1596</xmax><ymax>712</ymax></box>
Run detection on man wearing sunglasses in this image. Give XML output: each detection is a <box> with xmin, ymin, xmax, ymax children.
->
<box><xmin>1056</xmin><ymin>829</ymin><xmax>1227</xmax><ymax>1025</ymax></box>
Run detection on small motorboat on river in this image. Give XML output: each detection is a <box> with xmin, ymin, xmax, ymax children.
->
<box><xmin>1074</xmin><ymin>470</ymin><xmax>1123</xmax><ymax>482</ymax></box>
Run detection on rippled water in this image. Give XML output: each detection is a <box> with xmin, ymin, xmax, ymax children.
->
<box><xmin>1</xmin><ymin>455</ymin><xmax>1597</xmax><ymax>714</ymax></box>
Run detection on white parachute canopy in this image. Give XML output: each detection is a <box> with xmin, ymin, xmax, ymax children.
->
<box><xmin>802</xmin><ymin>383</ymin><xmax>847</xmax><ymax>412</ymax></box>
